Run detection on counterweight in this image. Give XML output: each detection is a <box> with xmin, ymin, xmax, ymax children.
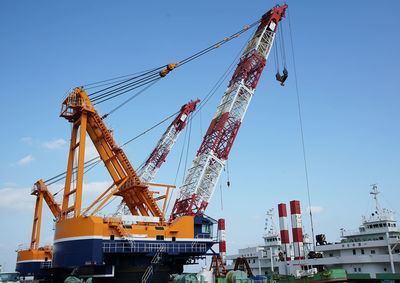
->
<box><xmin>171</xmin><ymin>5</ymin><xmax>288</xmax><ymax>219</ymax></box>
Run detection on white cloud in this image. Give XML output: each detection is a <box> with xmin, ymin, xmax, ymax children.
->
<box><xmin>3</xmin><ymin>182</ymin><xmax>17</xmax><ymax>187</ymax></box>
<box><xmin>15</xmin><ymin>154</ymin><xmax>34</xmax><ymax>166</ymax></box>
<box><xmin>0</xmin><ymin>187</ymin><xmax>34</xmax><ymax>211</ymax></box>
<box><xmin>305</xmin><ymin>206</ymin><xmax>324</xmax><ymax>214</ymax></box>
<box><xmin>42</xmin><ymin>138</ymin><xmax>67</xmax><ymax>149</ymax></box>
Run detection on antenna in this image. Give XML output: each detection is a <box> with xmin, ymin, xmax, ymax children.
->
<box><xmin>370</xmin><ymin>184</ymin><xmax>382</xmax><ymax>213</ymax></box>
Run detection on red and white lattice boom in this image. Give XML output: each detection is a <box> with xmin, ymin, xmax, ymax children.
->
<box><xmin>138</xmin><ymin>100</ymin><xmax>199</xmax><ymax>183</ymax></box>
<box><xmin>171</xmin><ymin>5</ymin><xmax>288</xmax><ymax>219</ymax></box>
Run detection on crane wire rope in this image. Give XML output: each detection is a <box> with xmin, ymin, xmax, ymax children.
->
<box><xmin>83</xmin><ymin>68</ymin><xmax>158</xmax><ymax>89</ymax></box>
<box><xmin>102</xmin><ymin>79</ymin><xmax>161</xmax><ymax>119</ymax></box>
<box><xmin>287</xmin><ymin>7</ymin><xmax>316</xmax><ymax>250</ymax></box>
<box><xmin>81</xmin><ymin>20</ymin><xmax>260</xmax><ymax>108</ymax></box>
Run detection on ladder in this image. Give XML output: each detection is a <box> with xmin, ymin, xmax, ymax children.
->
<box><xmin>141</xmin><ymin>245</ymin><xmax>166</xmax><ymax>283</ymax></box>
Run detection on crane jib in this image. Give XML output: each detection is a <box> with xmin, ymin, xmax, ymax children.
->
<box><xmin>171</xmin><ymin>5</ymin><xmax>288</xmax><ymax>220</ymax></box>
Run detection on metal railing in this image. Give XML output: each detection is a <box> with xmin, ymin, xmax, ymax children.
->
<box><xmin>40</xmin><ymin>261</ymin><xmax>52</xmax><ymax>269</ymax></box>
<box><xmin>103</xmin><ymin>241</ymin><xmax>207</xmax><ymax>254</ymax></box>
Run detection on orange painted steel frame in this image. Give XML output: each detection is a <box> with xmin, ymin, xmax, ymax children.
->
<box><xmin>30</xmin><ymin>180</ymin><xmax>61</xmax><ymax>250</ymax></box>
<box><xmin>54</xmin><ymin>215</ymin><xmax>196</xmax><ymax>241</ymax></box>
<box><xmin>17</xmin><ymin>247</ymin><xmax>52</xmax><ymax>262</ymax></box>
<box><xmin>59</xmin><ymin>88</ymin><xmax>163</xmax><ymax>220</ymax></box>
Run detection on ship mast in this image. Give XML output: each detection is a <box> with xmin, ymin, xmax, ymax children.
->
<box><xmin>370</xmin><ymin>184</ymin><xmax>382</xmax><ymax>214</ymax></box>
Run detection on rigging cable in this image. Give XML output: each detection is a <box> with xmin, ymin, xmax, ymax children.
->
<box><xmin>101</xmin><ymin>79</ymin><xmax>161</xmax><ymax>119</ymax></box>
<box><xmin>84</xmin><ymin>68</ymin><xmax>158</xmax><ymax>89</ymax></box>
<box><xmin>287</xmin><ymin>7</ymin><xmax>316</xmax><ymax>250</ymax></box>
<box><xmin>81</xmin><ymin>21</ymin><xmax>259</xmax><ymax>108</ymax></box>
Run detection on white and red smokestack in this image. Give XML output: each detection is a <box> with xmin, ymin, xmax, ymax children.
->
<box><xmin>290</xmin><ymin>200</ymin><xmax>305</xmax><ymax>260</ymax></box>
<box><xmin>278</xmin><ymin>203</ymin><xmax>291</xmax><ymax>261</ymax></box>
<box><xmin>218</xmin><ymin>218</ymin><xmax>226</xmax><ymax>263</ymax></box>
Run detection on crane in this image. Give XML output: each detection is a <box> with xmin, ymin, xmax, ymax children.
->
<box><xmin>17</xmin><ymin>99</ymin><xmax>199</xmax><ymax>279</ymax></box>
<box><xmin>171</xmin><ymin>4</ymin><xmax>288</xmax><ymax>219</ymax></box>
<box><xmin>16</xmin><ymin>180</ymin><xmax>61</xmax><ymax>278</ymax></box>
<box><xmin>16</xmin><ymin>5</ymin><xmax>289</xmax><ymax>282</ymax></box>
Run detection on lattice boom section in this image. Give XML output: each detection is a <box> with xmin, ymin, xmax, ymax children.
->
<box><xmin>138</xmin><ymin>126</ymin><xmax>177</xmax><ymax>183</ymax></box>
<box><xmin>171</xmin><ymin>6</ymin><xmax>287</xmax><ymax>219</ymax></box>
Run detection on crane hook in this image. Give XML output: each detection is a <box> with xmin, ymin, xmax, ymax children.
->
<box><xmin>275</xmin><ymin>67</ymin><xmax>288</xmax><ymax>86</ymax></box>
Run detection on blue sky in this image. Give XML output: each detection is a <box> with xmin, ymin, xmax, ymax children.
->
<box><xmin>1</xmin><ymin>0</ymin><xmax>399</xmax><ymax>272</ymax></box>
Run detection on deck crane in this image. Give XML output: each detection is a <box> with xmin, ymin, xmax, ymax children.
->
<box><xmin>16</xmin><ymin>180</ymin><xmax>61</xmax><ymax>277</ymax></box>
<box><xmin>16</xmin><ymin>5</ymin><xmax>289</xmax><ymax>282</ymax></box>
<box><xmin>59</xmin><ymin>87</ymin><xmax>166</xmax><ymax>218</ymax></box>
<box><xmin>171</xmin><ymin>5</ymin><xmax>288</xmax><ymax>219</ymax></box>
<box><xmin>116</xmin><ymin>99</ymin><xmax>199</xmax><ymax>215</ymax></box>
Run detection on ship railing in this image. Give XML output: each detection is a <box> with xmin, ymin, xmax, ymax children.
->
<box><xmin>102</xmin><ymin>242</ymin><xmax>207</xmax><ymax>254</ymax></box>
<box><xmin>16</xmin><ymin>244</ymin><xmax>30</xmax><ymax>251</ymax></box>
<box><xmin>40</xmin><ymin>261</ymin><xmax>52</xmax><ymax>269</ymax></box>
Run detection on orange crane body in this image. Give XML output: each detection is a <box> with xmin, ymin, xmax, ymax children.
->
<box><xmin>16</xmin><ymin>180</ymin><xmax>60</xmax><ymax>277</ymax></box>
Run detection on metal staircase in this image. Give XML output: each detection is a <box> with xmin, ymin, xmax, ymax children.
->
<box><xmin>141</xmin><ymin>244</ymin><xmax>166</xmax><ymax>283</ymax></box>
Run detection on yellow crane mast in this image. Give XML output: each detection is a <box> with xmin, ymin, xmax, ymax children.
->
<box><xmin>16</xmin><ymin>180</ymin><xmax>61</xmax><ymax>278</ymax></box>
<box><xmin>59</xmin><ymin>87</ymin><xmax>162</xmax><ymax>219</ymax></box>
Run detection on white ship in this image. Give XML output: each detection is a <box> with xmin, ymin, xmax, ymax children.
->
<box><xmin>226</xmin><ymin>185</ymin><xmax>400</xmax><ymax>281</ymax></box>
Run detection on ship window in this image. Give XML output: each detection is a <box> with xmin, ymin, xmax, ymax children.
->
<box><xmin>383</xmin><ymin>223</ymin><xmax>387</xmax><ymax>227</ymax></box>
<box><xmin>172</xmin><ymin>236</ymin><xmax>176</xmax><ymax>242</ymax></box>
<box><xmin>394</xmin><ymin>249</ymin><xmax>400</xmax><ymax>253</ymax></box>
<box><xmin>384</xmin><ymin>268</ymin><xmax>387</xmax><ymax>272</ymax></box>
<box><xmin>379</xmin><ymin>224</ymin><xmax>383</xmax><ymax>227</ymax></box>
<box><xmin>371</xmin><ymin>250</ymin><xmax>375</xmax><ymax>254</ymax></box>
<box><xmin>374</xmin><ymin>224</ymin><xmax>378</xmax><ymax>228</ymax></box>
<box><xmin>358</xmin><ymin>268</ymin><xmax>361</xmax><ymax>272</ymax></box>
<box><xmin>394</xmin><ymin>224</ymin><xmax>397</xmax><ymax>227</ymax></box>
<box><xmin>352</xmin><ymin>249</ymin><xmax>356</xmax><ymax>255</ymax></box>
<box><xmin>156</xmin><ymin>235</ymin><xmax>164</xmax><ymax>241</ymax></box>
<box><xmin>379</xmin><ymin>236</ymin><xmax>383</xmax><ymax>240</ymax></box>
<box><xmin>202</xmin><ymin>224</ymin><xmax>212</xmax><ymax>234</ymax></box>
<box><xmin>354</xmin><ymin>268</ymin><xmax>357</xmax><ymax>272</ymax></box>
<box><xmin>329</xmin><ymin>253</ymin><xmax>333</xmax><ymax>257</ymax></box>
<box><xmin>361</xmin><ymin>249</ymin><xmax>364</xmax><ymax>254</ymax></box>
<box><xmin>110</xmin><ymin>235</ymin><xmax>115</xmax><ymax>241</ymax></box>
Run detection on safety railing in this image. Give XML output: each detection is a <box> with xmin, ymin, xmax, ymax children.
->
<box><xmin>40</xmin><ymin>261</ymin><xmax>52</xmax><ymax>269</ymax></box>
<box><xmin>103</xmin><ymin>241</ymin><xmax>207</xmax><ymax>254</ymax></box>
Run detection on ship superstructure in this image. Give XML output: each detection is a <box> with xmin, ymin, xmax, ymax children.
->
<box><xmin>227</xmin><ymin>186</ymin><xmax>400</xmax><ymax>281</ymax></box>
<box><xmin>313</xmin><ymin>185</ymin><xmax>400</xmax><ymax>280</ymax></box>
